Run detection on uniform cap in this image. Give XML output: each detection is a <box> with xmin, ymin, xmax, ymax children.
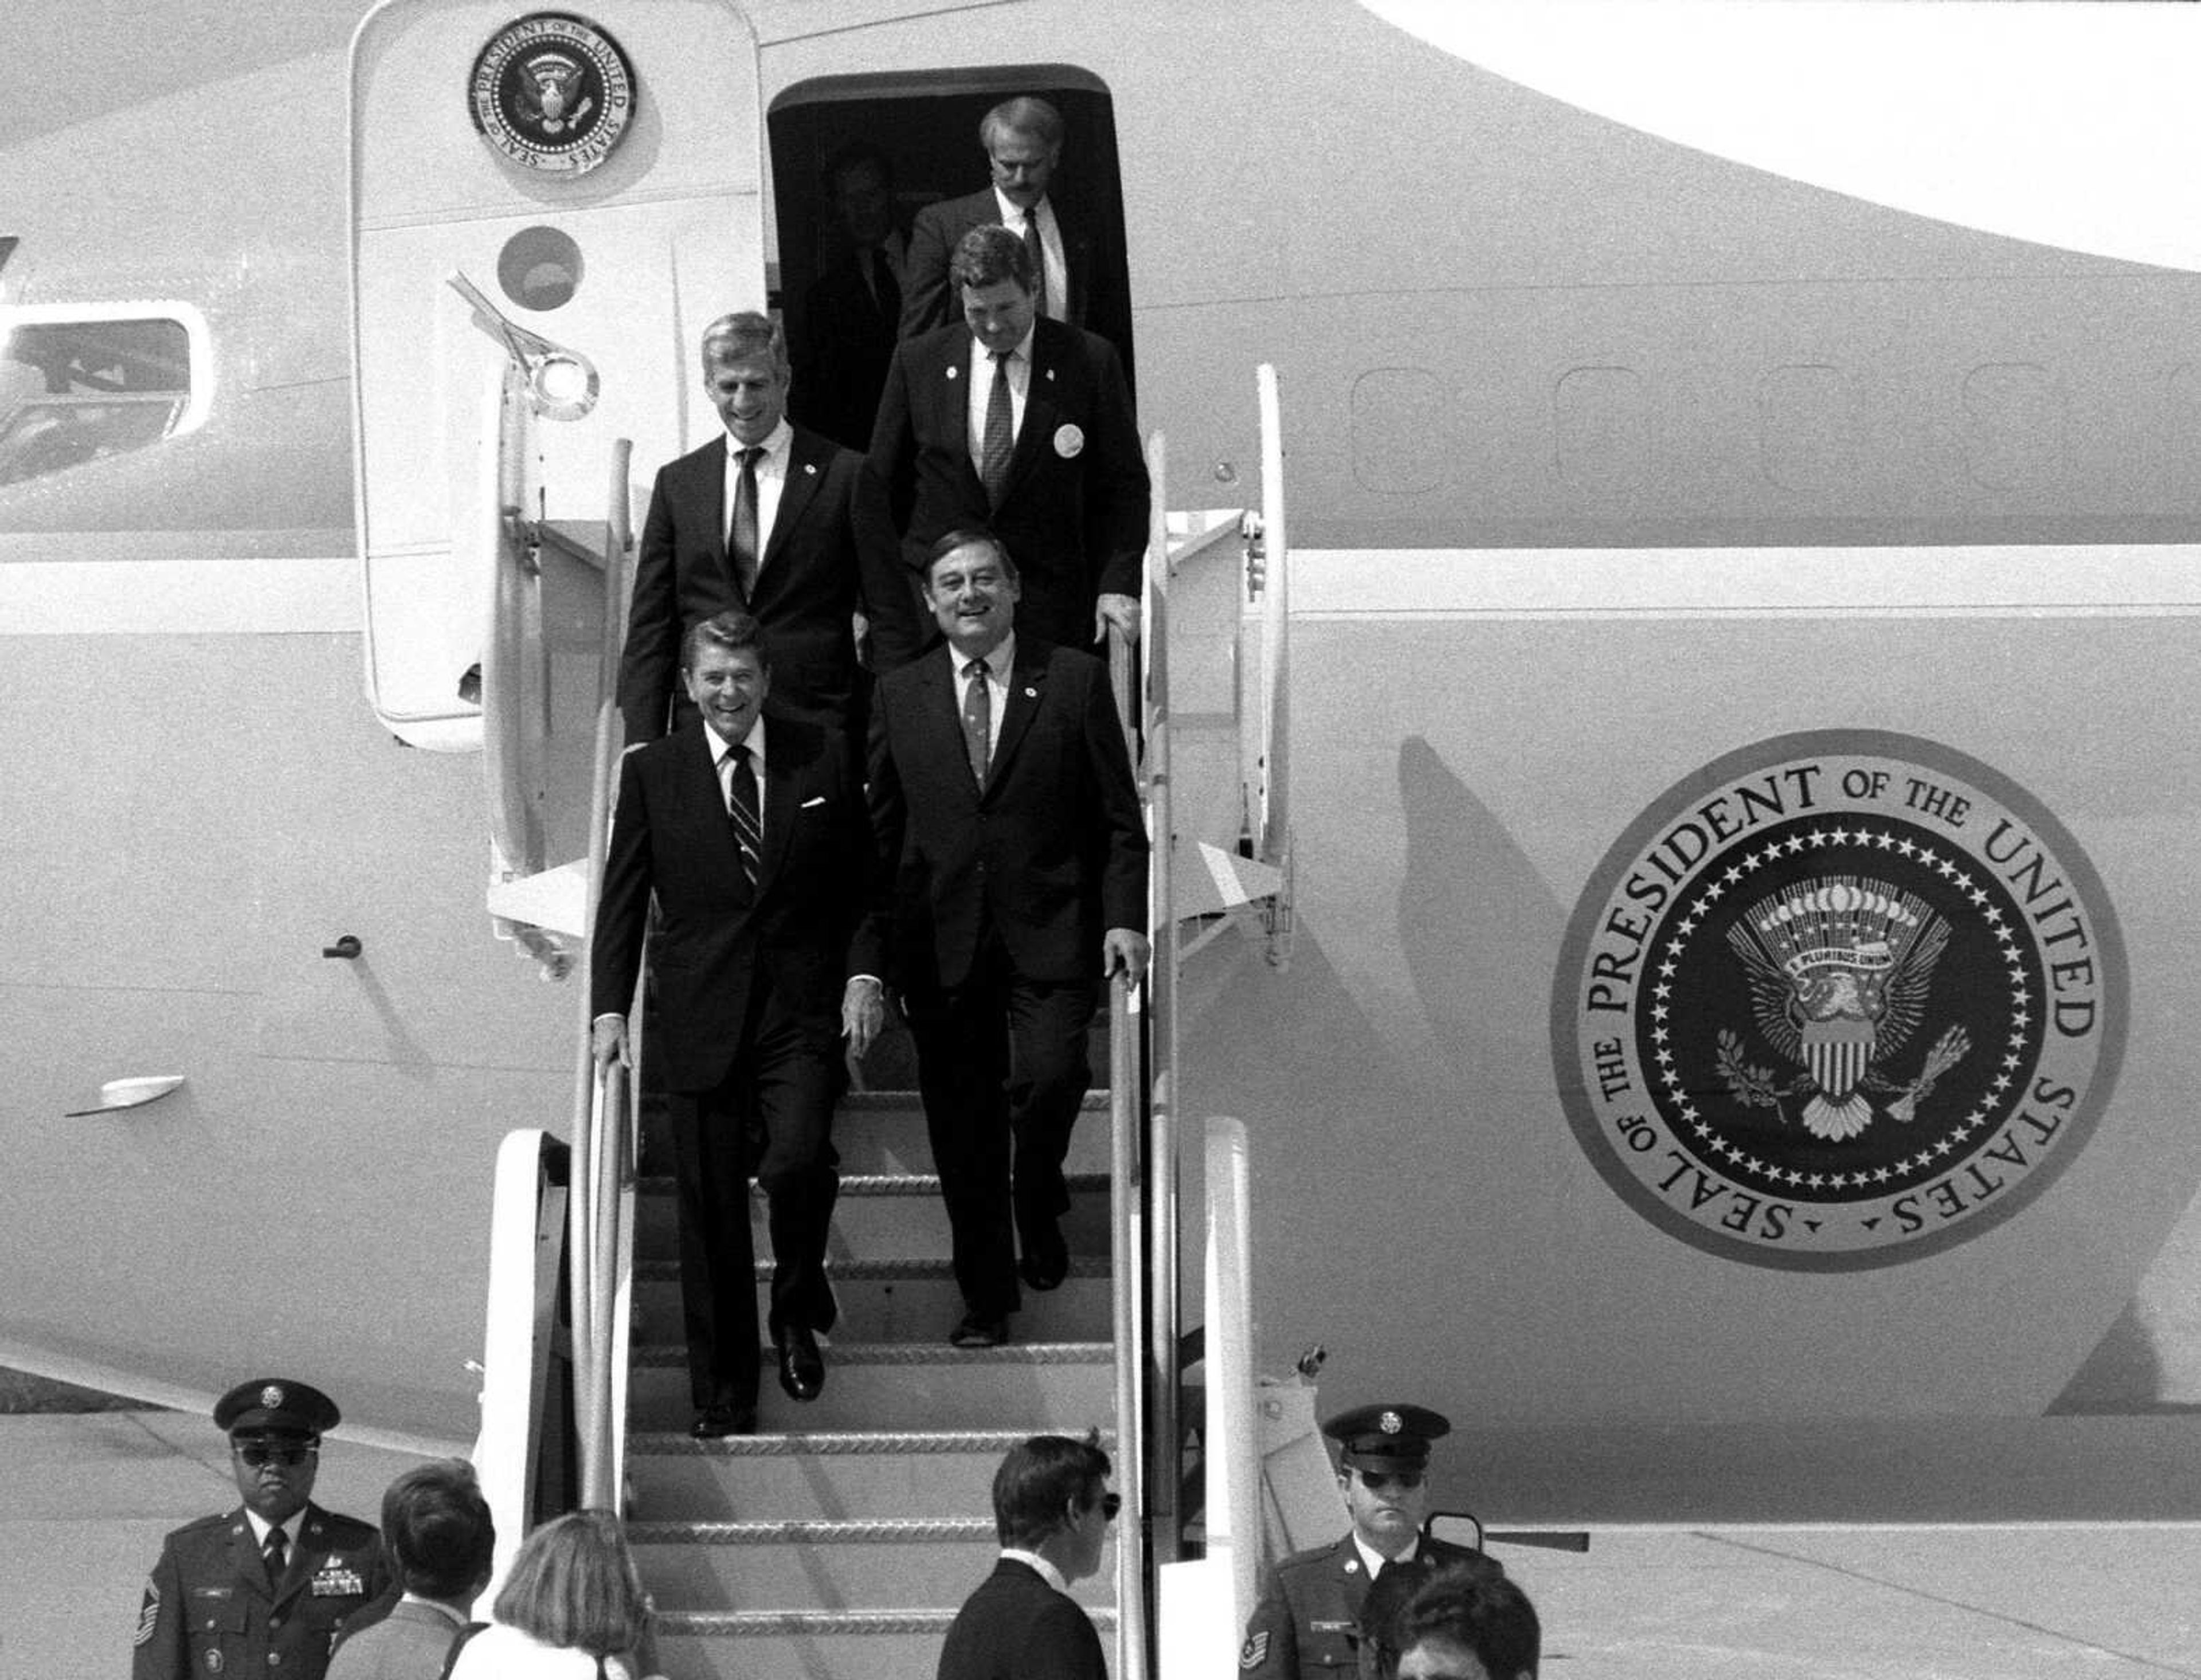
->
<box><xmin>1324</xmin><ymin>1402</ymin><xmax>1450</xmax><ymax>1473</ymax></box>
<box><xmin>213</xmin><ymin>1377</ymin><xmax>340</xmax><ymax>1438</ymax></box>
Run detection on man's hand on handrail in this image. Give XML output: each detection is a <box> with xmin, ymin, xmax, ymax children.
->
<box><xmin>590</xmin><ymin>1012</ymin><xmax>630</xmax><ymax>1069</ymax></box>
<box><xmin>1095</xmin><ymin>592</ymin><xmax>1142</xmax><ymax>645</ymax></box>
<box><xmin>841</xmin><ymin>976</ymin><xmax>886</xmax><ymax>1060</ymax></box>
<box><xmin>1103</xmin><ymin>928</ymin><xmax>1151</xmax><ymax>986</ymax></box>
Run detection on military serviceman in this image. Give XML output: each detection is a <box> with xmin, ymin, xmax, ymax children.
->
<box><xmin>1239</xmin><ymin>1404</ymin><xmax>1499</xmax><ymax>1679</ymax></box>
<box><xmin>134</xmin><ymin>1378</ymin><xmax>393</xmax><ymax>1680</ymax></box>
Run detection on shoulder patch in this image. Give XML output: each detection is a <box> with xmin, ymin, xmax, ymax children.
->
<box><xmin>135</xmin><ymin>1581</ymin><xmax>159</xmax><ymax>1646</ymax></box>
<box><xmin>1239</xmin><ymin>1631</ymin><xmax>1268</xmax><ymax>1670</ymax></box>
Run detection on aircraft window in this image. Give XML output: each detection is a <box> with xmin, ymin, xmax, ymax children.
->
<box><xmin>0</xmin><ymin>312</ymin><xmax>195</xmax><ymax>489</ymax></box>
<box><xmin>498</xmin><ymin>225</ymin><xmax>585</xmax><ymax>312</ymax></box>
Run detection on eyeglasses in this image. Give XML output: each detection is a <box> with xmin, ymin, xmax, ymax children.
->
<box><xmin>233</xmin><ymin>1441</ymin><xmax>316</xmax><ymax>1467</ymax></box>
<box><xmin>1357</xmin><ymin>1470</ymin><xmax>1425</xmax><ymax>1492</ymax></box>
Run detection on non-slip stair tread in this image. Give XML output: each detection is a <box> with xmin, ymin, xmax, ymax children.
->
<box><xmin>635</xmin><ymin>1171</ymin><xmax>1113</xmax><ymax>1196</ymax></box>
<box><xmin>656</xmin><ymin>1607</ymin><xmax>1119</xmax><ymax>1634</ymax></box>
<box><xmin>629</xmin><ymin>1427</ymin><xmax>1118</xmax><ymax>1455</ymax></box>
<box><xmin>632</xmin><ymin>1515</ymin><xmax>996</xmax><ymax>1543</ymax></box>
<box><xmin>833</xmin><ymin>1090</ymin><xmax>1110</xmax><ymax>1112</ymax></box>
<box><xmin>631</xmin><ymin>1256</ymin><xmax>1113</xmax><ymax>1282</ymax></box>
<box><xmin>632</xmin><ymin>1340</ymin><xmax>1113</xmax><ymax>1366</ymax></box>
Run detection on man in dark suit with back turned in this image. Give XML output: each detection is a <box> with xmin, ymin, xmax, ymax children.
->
<box><xmin>937</xmin><ymin>1432</ymin><xmax>1115</xmax><ymax>1680</ymax></box>
<box><xmin>868</xmin><ymin>532</ymin><xmax>1148</xmax><ymax>1348</ymax></box>
<box><xmin>898</xmin><ymin>95</ymin><xmax>1131</xmax><ymax>370</ymax></box>
<box><xmin>593</xmin><ymin>612</ymin><xmax>886</xmax><ymax>1435</ymax></box>
<box><xmin>618</xmin><ymin>311</ymin><xmax>919</xmax><ymax>746</ymax></box>
<box><xmin>870</xmin><ymin>225</ymin><xmax>1149</xmax><ymax>652</ymax></box>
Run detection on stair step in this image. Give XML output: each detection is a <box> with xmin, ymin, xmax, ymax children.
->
<box><xmin>632</xmin><ymin>1259</ymin><xmax>1114</xmax><ymax>1348</ymax></box>
<box><xmin>628</xmin><ymin>1341</ymin><xmax>1116</xmax><ymax>1432</ymax></box>
<box><xmin>633</xmin><ymin>1179</ymin><xmax>1114</xmax><ymax>1261</ymax></box>
<box><xmin>652</xmin><ymin>1607</ymin><xmax>1118</xmax><ymax>1680</ymax></box>
<box><xmin>626</xmin><ymin>1427</ymin><xmax>1118</xmax><ymax>1521</ymax></box>
<box><xmin>632</xmin><ymin>1516</ymin><xmax>1115</xmax><ymax>1610</ymax></box>
<box><xmin>717</xmin><ymin>1089</ymin><xmax>1114</xmax><ymax>1177</ymax></box>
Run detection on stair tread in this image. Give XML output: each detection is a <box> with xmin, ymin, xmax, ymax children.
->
<box><xmin>629</xmin><ymin>1427</ymin><xmax>1118</xmax><ymax>1456</ymax></box>
<box><xmin>631</xmin><ymin>1340</ymin><xmax>1113</xmax><ymax>1366</ymax></box>
<box><xmin>633</xmin><ymin>1256</ymin><xmax>1112</xmax><ymax>1282</ymax></box>
<box><xmin>657</xmin><ymin>1607</ymin><xmax>1119</xmax><ymax>1633</ymax></box>
<box><xmin>631</xmin><ymin>1516</ymin><xmax>995</xmax><ymax>1542</ymax></box>
<box><xmin>635</xmin><ymin>1172</ymin><xmax>1112</xmax><ymax>1197</ymax></box>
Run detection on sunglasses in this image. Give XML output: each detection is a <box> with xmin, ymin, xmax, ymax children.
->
<box><xmin>1356</xmin><ymin>1470</ymin><xmax>1425</xmax><ymax>1491</ymax></box>
<box><xmin>233</xmin><ymin>1441</ymin><xmax>316</xmax><ymax>1467</ymax></box>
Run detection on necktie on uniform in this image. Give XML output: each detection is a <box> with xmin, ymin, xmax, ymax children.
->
<box><xmin>726</xmin><ymin>747</ymin><xmax>762</xmax><ymax>886</ymax></box>
<box><xmin>1021</xmin><ymin>211</ymin><xmax>1048</xmax><ymax>317</ymax></box>
<box><xmin>981</xmin><ymin>353</ymin><xmax>1013</xmax><ymax>508</ymax></box>
<box><xmin>263</xmin><ymin>1526</ymin><xmax>288</xmax><ymax>1587</ymax></box>
<box><xmin>872</xmin><ymin>245</ymin><xmax>900</xmax><ymax>327</ymax></box>
<box><xmin>962</xmin><ymin>658</ymin><xmax>992</xmax><ymax>788</ymax></box>
<box><xmin>730</xmin><ymin>445</ymin><xmax>762</xmax><ymax>601</ymax></box>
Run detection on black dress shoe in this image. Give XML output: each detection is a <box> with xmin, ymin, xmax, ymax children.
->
<box><xmin>776</xmin><ymin>1325</ymin><xmax>825</xmax><ymax>1401</ymax></box>
<box><xmin>950</xmin><ymin>1311</ymin><xmax>1009</xmax><ymax>1349</ymax></box>
<box><xmin>1019</xmin><ymin>1221</ymin><xmax>1070</xmax><ymax>1292</ymax></box>
<box><xmin>690</xmin><ymin>1404</ymin><xmax>756</xmax><ymax>1439</ymax></box>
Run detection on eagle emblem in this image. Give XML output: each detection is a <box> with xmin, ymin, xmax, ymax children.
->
<box><xmin>515</xmin><ymin>51</ymin><xmax>594</xmax><ymax>137</ymax></box>
<box><xmin>1721</xmin><ymin>875</ymin><xmax>1970</xmax><ymax>1139</ymax></box>
<box><xmin>260</xmin><ymin>1384</ymin><xmax>285</xmax><ymax>1409</ymax></box>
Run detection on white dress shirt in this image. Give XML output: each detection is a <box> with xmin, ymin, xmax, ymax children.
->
<box><xmin>992</xmin><ymin>186</ymin><xmax>1069</xmax><ymax>320</ymax></box>
<box><xmin>999</xmin><ymin>1546</ymin><xmax>1069</xmax><ymax>1594</ymax></box>
<box><xmin>722</xmin><ymin>418</ymin><xmax>793</xmax><ymax>567</ymax></box>
<box><xmin>966</xmin><ymin>326</ymin><xmax>1034</xmax><ymax>479</ymax></box>
<box><xmin>958</xmin><ymin>631</ymin><xmax>1015</xmax><ymax>761</ymax></box>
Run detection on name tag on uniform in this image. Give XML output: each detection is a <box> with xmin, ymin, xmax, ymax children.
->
<box><xmin>1311</xmin><ymin>1620</ymin><xmax>1354</xmax><ymax>1634</ymax></box>
<box><xmin>311</xmin><ymin>1566</ymin><xmax>365</xmax><ymax>1596</ymax></box>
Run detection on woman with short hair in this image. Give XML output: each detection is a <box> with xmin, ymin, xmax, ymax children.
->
<box><xmin>448</xmin><ymin>1510</ymin><xmax>654</xmax><ymax>1679</ymax></box>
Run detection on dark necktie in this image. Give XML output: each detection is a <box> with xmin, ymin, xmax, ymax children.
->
<box><xmin>1021</xmin><ymin>211</ymin><xmax>1048</xmax><ymax>317</ymax></box>
<box><xmin>872</xmin><ymin>246</ymin><xmax>900</xmax><ymax>328</ymax></box>
<box><xmin>730</xmin><ymin>445</ymin><xmax>762</xmax><ymax>601</ymax></box>
<box><xmin>981</xmin><ymin>353</ymin><xmax>1013</xmax><ymax>508</ymax></box>
<box><xmin>726</xmin><ymin>747</ymin><xmax>762</xmax><ymax>886</ymax></box>
<box><xmin>263</xmin><ymin>1526</ymin><xmax>288</xmax><ymax>1587</ymax></box>
<box><xmin>962</xmin><ymin>659</ymin><xmax>992</xmax><ymax>788</ymax></box>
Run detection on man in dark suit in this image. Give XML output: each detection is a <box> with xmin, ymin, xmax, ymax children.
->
<box><xmin>792</xmin><ymin>143</ymin><xmax>909</xmax><ymax>452</ymax></box>
<box><xmin>618</xmin><ymin>311</ymin><xmax>918</xmax><ymax>746</ymax></box>
<box><xmin>898</xmin><ymin>96</ymin><xmax>1130</xmax><ymax>369</ymax></box>
<box><xmin>134</xmin><ymin>1380</ymin><xmax>393</xmax><ymax>1680</ymax></box>
<box><xmin>326</xmin><ymin>1461</ymin><xmax>494</xmax><ymax>1680</ymax></box>
<box><xmin>868</xmin><ymin>532</ymin><xmax>1148</xmax><ymax>1348</ymax></box>
<box><xmin>1239</xmin><ymin>1405</ymin><xmax>1503</xmax><ymax>1680</ymax></box>
<box><xmin>871</xmin><ymin>225</ymin><xmax>1149</xmax><ymax>652</ymax></box>
<box><xmin>936</xmin><ymin>1432</ymin><xmax>1114</xmax><ymax>1680</ymax></box>
<box><xmin>593</xmin><ymin>612</ymin><xmax>886</xmax><ymax>1434</ymax></box>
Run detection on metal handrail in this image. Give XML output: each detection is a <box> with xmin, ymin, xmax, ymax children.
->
<box><xmin>1140</xmin><ymin>432</ymin><xmax>1182</xmax><ymax>1575</ymax></box>
<box><xmin>1256</xmin><ymin>365</ymin><xmax>1289</xmax><ymax>864</ymax></box>
<box><xmin>569</xmin><ymin>439</ymin><xmax>634</xmax><ymax>1514</ymax></box>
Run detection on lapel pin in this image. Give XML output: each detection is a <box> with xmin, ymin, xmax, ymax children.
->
<box><xmin>803</xmin><ymin>463</ymin><xmax>817</xmax><ymax>475</ymax></box>
<box><xmin>1024</xmin><ymin>687</ymin><xmax>1038</xmax><ymax>698</ymax></box>
<box><xmin>1045</xmin><ymin>367</ymin><xmax>1057</xmax><ymax>382</ymax></box>
<box><xmin>946</xmin><ymin>365</ymin><xmax>959</xmax><ymax>381</ymax></box>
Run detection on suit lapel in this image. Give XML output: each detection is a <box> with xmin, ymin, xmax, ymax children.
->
<box><xmin>983</xmin><ymin>644</ymin><xmax>1047</xmax><ymax>793</ymax></box>
<box><xmin>755</xmin><ymin>723</ymin><xmax>806</xmax><ymax>890</ymax></box>
<box><xmin>1004</xmin><ymin>323</ymin><xmax>1063</xmax><ymax>501</ymax></box>
<box><xmin>680</xmin><ymin>440</ymin><xmax>732</xmax><ymax>586</ymax></box>
<box><xmin>229</xmin><ymin>1511</ymin><xmax>272</xmax><ymax>1602</ymax></box>
<box><xmin>761</xmin><ymin>430</ymin><xmax>825</xmax><ymax>581</ymax></box>
<box><xmin>683</xmin><ymin>725</ymin><xmax>751</xmax><ymax>900</ymax></box>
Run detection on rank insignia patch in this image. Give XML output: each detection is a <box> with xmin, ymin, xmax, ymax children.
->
<box><xmin>135</xmin><ymin>1581</ymin><xmax>159</xmax><ymax>1646</ymax></box>
<box><xmin>1553</xmin><ymin>731</ymin><xmax>2125</xmax><ymax>1270</ymax></box>
<box><xmin>1240</xmin><ymin>1631</ymin><xmax>1269</xmax><ymax>1670</ymax></box>
<box><xmin>469</xmin><ymin>12</ymin><xmax>636</xmax><ymax>177</ymax></box>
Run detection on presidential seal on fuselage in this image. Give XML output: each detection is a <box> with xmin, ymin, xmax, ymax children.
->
<box><xmin>468</xmin><ymin>12</ymin><xmax>635</xmax><ymax>177</ymax></box>
<box><xmin>1552</xmin><ymin>731</ymin><xmax>2125</xmax><ymax>1270</ymax></box>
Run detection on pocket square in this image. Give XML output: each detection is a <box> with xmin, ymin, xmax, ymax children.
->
<box><xmin>800</xmin><ymin>794</ymin><xmax>828</xmax><ymax>808</ymax></box>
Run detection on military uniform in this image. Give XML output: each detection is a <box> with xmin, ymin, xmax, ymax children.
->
<box><xmin>133</xmin><ymin>1376</ymin><xmax>392</xmax><ymax>1680</ymax></box>
<box><xmin>1237</xmin><ymin>1533</ymin><xmax>1496</xmax><ymax>1678</ymax></box>
<box><xmin>133</xmin><ymin>1502</ymin><xmax>390</xmax><ymax>1680</ymax></box>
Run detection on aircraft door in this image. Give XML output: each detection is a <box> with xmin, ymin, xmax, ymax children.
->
<box><xmin>350</xmin><ymin>0</ymin><xmax>766</xmax><ymax>759</ymax></box>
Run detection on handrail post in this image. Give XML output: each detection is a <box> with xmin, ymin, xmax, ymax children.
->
<box><xmin>1107</xmin><ymin>967</ymin><xmax>1147</xmax><ymax>1680</ymax></box>
<box><xmin>570</xmin><ymin>438</ymin><xmax>633</xmax><ymax>1515</ymax></box>
<box><xmin>1141</xmin><ymin>431</ymin><xmax>1181</xmax><ymax>1572</ymax></box>
<box><xmin>1256</xmin><ymin>365</ymin><xmax>1289</xmax><ymax>864</ymax></box>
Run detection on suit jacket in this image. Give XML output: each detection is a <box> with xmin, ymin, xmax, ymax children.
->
<box><xmin>792</xmin><ymin>238</ymin><xmax>904</xmax><ymax>452</ymax></box>
<box><xmin>590</xmin><ymin>714</ymin><xmax>882</xmax><ymax>1092</ymax></box>
<box><xmin>325</xmin><ymin>1598</ymin><xmax>469</xmax><ymax>1680</ymax></box>
<box><xmin>617</xmin><ymin>424</ymin><xmax>919</xmax><ymax>745</ymax></box>
<box><xmin>898</xmin><ymin>187</ymin><xmax>1130</xmax><ymax>366</ymax></box>
<box><xmin>1238</xmin><ymin>1534</ymin><xmax>1500</xmax><ymax>1679</ymax></box>
<box><xmin>134</xmin><ymin>1502</ymin><xmax>394</xmax><ymax>1680</ymax></box>
<box><xmin>868</xmin><ymin>318</ymin><xmax>1149</xmax><ymax>651</ymax></box>
<box><xmin>935</xmin><ymin>1557</ymin><xmax>1106</xmax><ymax>1680</ymax></box>
<box><xmin>869</xmin><ymin>638</ymin><xmax>1146</xmax><ymax>994</ymax></box>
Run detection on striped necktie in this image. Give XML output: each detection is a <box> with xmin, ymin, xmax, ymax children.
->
<box><xmin>725</xmin><ymin>747</ymin><xmax>761</xmax><ymax>886</ymax></box>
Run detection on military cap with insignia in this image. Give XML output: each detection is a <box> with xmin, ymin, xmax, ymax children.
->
<box><xmin>1323</xmin><ymin>1402</ymin><xmax>1450</xmax><ymax>1473</ymax></box>
<box><xmin>213</xmin><ymin>1377</ymin><xmax>340</xmax><ymax>1438</ymax></box>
